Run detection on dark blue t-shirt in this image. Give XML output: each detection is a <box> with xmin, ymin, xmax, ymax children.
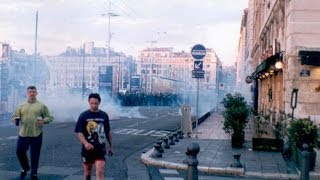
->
<box><xmin>75</xmin><ymin>110</ymin><xmax>110</xmax><ymax>156</ymax></box>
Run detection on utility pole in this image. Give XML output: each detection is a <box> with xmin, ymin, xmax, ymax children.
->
<box><xmin>117</xmin><ymin>55</ymin><xmax>121</xmax><ymax>93</ymax></box>
<box><xmin>148</xmin><ymin>41</ymin><xmax>157</xmax><ymax>93</ymax></box>
<box><xmin>82</xmin><ymin>50</ymin><xmax>85</xmax><ymax>100</ymax></box>
<box><xmin>34</xmin><ymin>11</ymin><xmax>38</xmax><ymax>86</ymax></box>
<box><xmin>102</xmin><ymin>0</ymin><xmax>119</xmax><ymax>95</ymax></box>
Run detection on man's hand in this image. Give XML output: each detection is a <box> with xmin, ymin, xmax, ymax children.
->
<box><xmin>37</xmin><ymin>119</ymin><xmax>45</xmax><ymax>126</ymax></box>
<box><xmin>12</xmin><ymin>117</ymin><xmax>19</xmax><ymax>125</ymax></box>
<box><xmin>84</xmin><ymin>142</ymin><xmax>94</xmax><ymax>151</ymax></box>
<box><xmin>108</xmin><ymin>147</ymin><xmax>114</xmax><ymax>156</ymax></box>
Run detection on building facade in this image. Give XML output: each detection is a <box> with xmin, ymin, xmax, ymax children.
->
<box><xmin>46</xmin><ymin>44</ymin><xmax>133</xmax><ymax>96</ymax></box>
<box><xmin>137</xmin><ymin>47</ymin><xmax>222</xmax><ymax>94</ymax></box>
<box><xmin>0</xmin><ymin>43</ymin><xmax>49</xmax><ymax>113</ymax></box>
<box><xmin>247</xmin><ymin>0</ymin><xmax>320</xmax><ymax>123</ymax></box>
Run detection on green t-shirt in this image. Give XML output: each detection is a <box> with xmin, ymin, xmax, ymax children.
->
<box><xmin>13</xmin><ymin>100</ymin><xmax>53</xmax><ymax>137</ymax></box>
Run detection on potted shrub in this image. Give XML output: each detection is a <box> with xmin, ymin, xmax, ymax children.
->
<box><xmin>288</xmin><ymin>118</ymin><xmax>318</xmax><ymax>171</ymax></box>
<box><xmin>222</xmin><ymin>93</ymin><xmax>250</xmax><ymax>148</ymax></box>
<box><xmin>252</xmin><ymin>116</ymin><xmax>284</xmax><ymax>151</ymax></box>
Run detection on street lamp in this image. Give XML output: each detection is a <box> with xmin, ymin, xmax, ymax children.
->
<box><xmin>275</xmin><ymin>61</ymin><xmax>283</xmax><ymax>69</ymax></box>
<box><xmin>148</xmin><ymin>40</ymin><xmax>157</xmax><ymax>93</ymax></box>
<box><xmin>102</xmin><ymin>4</ymin><xmax>119</xmax><ymax>95</ymax></box>
<box><xmin>101</xmin><ymin>12</ymin><xmax>119</xmax><ymax>63</ymax></box>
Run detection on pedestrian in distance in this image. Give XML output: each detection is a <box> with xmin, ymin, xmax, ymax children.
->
<box><xmin>12</xmin><ymin>86</ymin><xmax>53</xmax><ymax>180</ymax></box>
<box><xmin>75</xmin><ymin>93</ymin><xmax>114</xmax><ymax>180</ymax></box>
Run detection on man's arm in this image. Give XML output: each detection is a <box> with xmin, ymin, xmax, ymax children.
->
<box><xmin>77</xmin><ymin>132</ymin><xmax>94</xmax><ymax>150</ymax></box>
<box><xmin>42</xmin><ymin>105</ymin><xmax>53</xmax><ymax>124</ymax></box>
<box><xmin>107</xmin><ymin>132</ymin><xmax>113</xmax><ymax>149</ymax></box>
<box><xmin>106</xmin><ymin>132</ymin><xmax>113</xmax><ymax>155</ymax></box>
<box><xmin>12</xmin><ymin>105</ymin><xmax>21</xmax><ymax>124</ymax></box>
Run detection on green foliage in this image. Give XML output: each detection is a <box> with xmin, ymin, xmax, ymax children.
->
<box><xmin>274</xmin><ymin>121</ymin><xmax>286</xmax><ymax>140</ymax></box>
<box><xmin>254</xmin><ymin>116</ymin><xmax>269</xmax><ymax>138</ymax></box>
<box><xmin>288</xmin><ymin>118</ymin><xmax>318</xmax><ymax>151</ymax></box>
<box><xmin>222</xmin><ymin>93</ymin><xmax>250</xmax><ymax>135</ymax></box>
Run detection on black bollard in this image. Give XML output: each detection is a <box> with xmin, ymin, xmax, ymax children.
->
<box><xmin>300</xmin><ymin>144</ymin><xmax>310</xmax><ymax>180</ymax></box>
<box><xmin>162</xmin><ymin>137</ymin><xmax>170</xmax><ymax>149</ymax></box>
<box><xmin>168</xmin><ymin>135</ymin><xmax>175</xmax><ymax>145</ymax></box>
<box><xmin>151</xmin><ymin>144</ymin><xmax>162</xmax><ymax>158</ymax></box>
<box><xmin>177</xmin><ymin>130</ymin><xmax>183</xmax><ymax>139</ymax></box>
<box><xmin>185</xmin><ymin>142</ymin><xmax>200</xmax><ymax>180</ymax></box>
<box><xmin>231</xmin><ymin>154</ymin><xmax>243</xmax><ymax>168</ymax></box>
<box><xmin>156</xmin><ymin>141</ymin><xmax>164</xmax><ymax>153</ymax></box>
<box><xmin>173</xmin><ymin>133</ymin><xmax>179</xmax><ymax>142</ymax></box>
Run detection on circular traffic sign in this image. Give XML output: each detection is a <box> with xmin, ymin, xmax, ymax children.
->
<box><xmin>245</xmin><ymin>76</ymin><xmax>253</xmax><ymax>84</ymax></box>
<box><xmin>191</xmin><ymin>44</ymin><xmax>206</xmax><ymax>60</ymax></box>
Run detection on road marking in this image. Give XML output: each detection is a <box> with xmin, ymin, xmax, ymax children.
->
<box><xmin>112</xmin><ymin>128</ymin><xmax>171</xmax><ymax>137</ymax></box>
<box><xmin>127</xmin><ymin>123</ymin><xmax>138</xmax><ymax>128</ymax></box>
<box><xmin>0</xmin><ymin>136</ymin><xmax>18</xmax><ymax>141</ymax></box>
<box><xmin>54</xmin><ymin>124</ymin><xmax>68</xmax><ymax>128</ymax></box>
<box><xmin>6</xmin><ymin>136</ymin><xmax>18</xmax><ymax>140</ymax></box>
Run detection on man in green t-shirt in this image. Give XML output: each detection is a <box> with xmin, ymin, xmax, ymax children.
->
<box><xmin>12</xmin><ymin>86</ymin><xmax>53</xmax><ymax>180</ymax></box>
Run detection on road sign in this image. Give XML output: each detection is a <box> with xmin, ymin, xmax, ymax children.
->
<box><xmin>219</xmin><ymin>83</ymin><xmax>224</xmax><ymax>89</ymax></box>
<box><xmin>194</xmin><ymin>61</ymin><xmax>203</xmax><ymax>70</ymax></box>
<box><xmin>191</xmin><ymin>44</ymin><xmax>206</xmax><ymax>60</ymax></box>
<box><xmin>192</xmin><ymin>70</ymin><xmax>205</xmax><ymax>78</ymax></box>
<box><xmin>300</xmin><ymin>69</ymin><xmax>310</xmax><ymax>77</ymax></box>
<box><xmin>245</xmin><ymin>76</ymin><xmax>253</xmax><ymax>83</ymax></box>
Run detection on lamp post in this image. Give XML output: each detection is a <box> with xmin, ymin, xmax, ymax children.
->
<box><xmin>82</xmin><ymin>50</ymin><xmax>85</xmax><ymax>100</ymax></box>
<box><xmin>147</xmin><ymin>40</ymin><xmax>157</xmax><ymax>93</ymax></box>
<box><xmin>102</xmin><ymin>1</ymin><xmax>119</xmax><ymax>95</ymax></box>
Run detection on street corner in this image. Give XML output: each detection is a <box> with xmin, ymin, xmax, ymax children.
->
<box><xmin>140</xmin><ymin>147</ymin><xmax>188</xmax><ymax>171</ymax></box>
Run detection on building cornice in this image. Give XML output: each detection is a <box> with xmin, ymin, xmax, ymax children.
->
<box><xmin>251</xmin><ymin>0</ymin><xmax>280</xmax><ymax>57</ymax></box>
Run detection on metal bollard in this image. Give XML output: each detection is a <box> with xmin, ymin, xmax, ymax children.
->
<box><xmin>300</xmin><ymin>144</ymin><xmax>310</xmax><ymax>180</ymax></box>
<box><xmin>151</xmin><ymin>144</ymin><xmax>162</xmax><ymax>158</ymax></box>
<box><xmin>231</xmin><ymin>154</ymin><xmax>243</xmax><ymax>168</ymax></box>
<box><xmin>173</xmin><ymin>133</ymin><xmax>179</xmax><ymax>142</ymax></box>
<box><xmin>185</xmin><ymin>142</ymin><xmax>200</xmax><ymax>180</ymax></box>
<box><xmin>156</xmin><ymin>141</ymin><xmax>164</xmax><ymax>153</ymax></box>
<box><xmin>168</xmin><ymin>135</ymin><xmax>175</xmax><ymax>145</ymax></box>
<box><xmin>177</xmin><ymin>130</ymin><xmax>183</xmax><ymax>139</ymax></box>
<box><xmin>162</xmin><ymin>137</ymin><xmax>170</xmax><ymax>149</ymax></box>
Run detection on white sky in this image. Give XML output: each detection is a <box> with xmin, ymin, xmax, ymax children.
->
<box><xmin>0</xmin><ymin>0</ymin><xmax>248</xmax><ymax>65</ymax></box>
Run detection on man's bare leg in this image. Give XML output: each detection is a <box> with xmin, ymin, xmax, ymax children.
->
<box><xmin>95</xmin><ymin>160</ymin><xmax>105</xmax><ymax>180</ymax></box>
<box><xmin>83</xmin><ymin>163</ymin><xmax>93</xmax><ymax>180</ymax></box>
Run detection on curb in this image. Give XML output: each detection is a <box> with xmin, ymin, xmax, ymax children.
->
<box><xmin>141</xmin><ymin>148</ymin><xmax>245</xmax><ymax>176</ymax></box>
<box><xmin>245</xmin><ymin>171</ymin><xmax>298</xmax><ymax>179</ymax></box>
<box><xmin>141</xmin><ymin>148</ymin><xmax>320</xmax><ymax>179</ymax></box>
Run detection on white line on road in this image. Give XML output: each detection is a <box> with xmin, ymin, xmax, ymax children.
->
<box><xmin>54</xmin><ymin>124</ymin><xmax>68</xmax><ymax>128</ymax></box>
<box><xmin>113</xmin><ymin>128</ymin><xmax>171</xmax><ymax>137</ymax></box>
<box><xmin>0</xmin><ymin>136</ymin><xmax>18</xmax><ymax>141</ymax></box>
<box><xmin>6</xmin><ymin>136</ymin><xmax>18</xmax><ymax>140</ymax></box>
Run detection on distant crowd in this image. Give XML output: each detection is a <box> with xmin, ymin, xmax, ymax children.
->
<box><xmin>116</xmin><ymin>92</ymin><xmax>182</xmax><ymax>106</ymax></box>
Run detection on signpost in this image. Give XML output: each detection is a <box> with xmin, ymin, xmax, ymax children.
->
<box><xmin>191</xmin><ymin>44</ymin><xmax>206</xmax><ymax>138</ymax></box>
<box><xmin>130</xmin><ymin>75</ymin><xmax>141</xmax><ymax>92</ymax></box>
<box><xmin>300</xmin><ymin>69</ymin><xmax>311</xmax><ymax>77</ymax></box>
<box><xmin>99</xmin><ymin>66</ymin><xmax>113</xmax><ymax>96</ymax></box>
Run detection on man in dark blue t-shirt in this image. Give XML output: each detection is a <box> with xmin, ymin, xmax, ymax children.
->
<box><xmin>75</xmin><ymin>93</ymin><xmax>114</xmax><ymax>180</ymax></box>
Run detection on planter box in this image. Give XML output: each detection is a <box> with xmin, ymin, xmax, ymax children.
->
<box><xmin>232</xmin><ymin>133</ymin><xmax>244</xmax><ymax>148</ymax></box>
<box><xmin>252</xmin><ymin>138</ymin><xmax>283</xmax><ymax>151</ymax></box>
<box><xmin>297</xmin><ymin>148</ymin><xmax>317</xmax><ymax>171</ymax></box>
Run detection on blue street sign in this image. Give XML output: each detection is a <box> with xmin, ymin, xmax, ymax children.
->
<box><xmin>192</xmin><ymin>70</ymin><xmax>205</xmax><ymax>78</ymax></box>
<box><xmin>194</xmin><ymin>61</ymin><xmax>203</xmax><ymax>70</ymax></box>
<box><xmin>191</xmin><ymin>44</ymin><xmax>206</xmax><ymax>60</ymax></box>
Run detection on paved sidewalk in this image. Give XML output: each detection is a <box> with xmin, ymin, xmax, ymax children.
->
<box><xmin>141</xmin><ymin>113</ymin><xmax>320</xmax><ymax>179</ymax></box>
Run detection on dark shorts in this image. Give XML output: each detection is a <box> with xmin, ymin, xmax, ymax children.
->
<box><xmin>81</xmin><ymin>146</ymin><xmax>106</xmax><ymax>164</ymax></box>
<box><xmin>82</xmin><ymin>154</ymin><xmax>106</xmax><ymax>164</ymax></box>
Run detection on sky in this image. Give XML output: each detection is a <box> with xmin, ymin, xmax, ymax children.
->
<box><xmin>0</xmin><ymin>0</ymin><xmax>248</xmax><ymax>65</ymax></box>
